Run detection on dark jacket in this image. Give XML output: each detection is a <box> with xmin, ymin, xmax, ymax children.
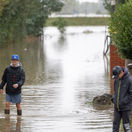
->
<box><xmin>0</xmin><ymin>64</ymin><xmax>25</xmax><ymax>95</ymax></box>
<box><xmin>113</xmin><ymin>68</ymin><xmax>132</xmax><ymax>111</ymax></box>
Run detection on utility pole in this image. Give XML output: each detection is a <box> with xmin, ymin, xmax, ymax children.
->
<box><xmin>111</xmin><ymin>0</ymin><xmax>126</xmax><ymax>12</ymax></box>
<box><xmin>111</xmin><ymin>0</ymin><xmax>116</xmax><ymax>12</ymax></box>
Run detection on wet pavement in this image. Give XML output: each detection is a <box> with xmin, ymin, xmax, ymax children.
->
<box><xmin>0</xmin><ymin>26</ymin><xmax>115</xmax><ymax>132</ymax></box>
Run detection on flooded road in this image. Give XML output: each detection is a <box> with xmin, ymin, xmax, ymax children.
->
<box><xmin>0</xmin><ymin>26</ymin><xmax>114</xmax><ymax>132</ymax></box>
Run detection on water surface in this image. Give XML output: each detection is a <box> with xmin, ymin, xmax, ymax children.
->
<box><xmin>0</xmin><ymin>26</ymin><xmax>114</xmax><ymax>132</ymax></box>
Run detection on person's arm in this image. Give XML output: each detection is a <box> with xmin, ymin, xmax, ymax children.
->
<box><xmin>111</xmin><ymin>93</ymin><xmax>115</xmax><ymax>103</ymax></box>
<box><xmin>122</xmin><ymin>77</ymin><xmax>132</xmax><ymax>104</ymax></box>
<box><xmin>17</xmin><ymin>68</ymin><xmax>25</xmax><ymax>87</ymax></box>
<box><xmin>0</xmin><ymin>68</ymin><xmax>7</xmax><ymax>90</ymax></box>
<box><xmin>111</xmin><ymin>80</ymin><xmax>116</xmax><ymax>103</ymax></box>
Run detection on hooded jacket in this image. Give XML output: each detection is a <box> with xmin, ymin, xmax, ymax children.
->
<box><xmin>0</xmin><ymin>63</ymin><xmax>25</xmax><ymax>95</ymax></box>
<box><xmin>113</xmin><ymin>68</ymin><xmax>132</xmax><ymax>111</ymax></box>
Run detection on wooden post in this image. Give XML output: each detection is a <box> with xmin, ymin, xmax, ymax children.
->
<box><xmin>126</xmin><ymin>59</ymin><xmax>132</xmax><ymax>75</ymax></box>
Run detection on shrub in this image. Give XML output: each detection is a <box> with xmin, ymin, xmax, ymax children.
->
<box><xmin>52</xmin><ymin>17</ymin><xmax>67</xmax><ymax>34</ymax></box>
<box><xmin>0</xmin><ymin>0</ymin><xmax>64</xmax><ymax>43</ymax></box>
<box><xmin>109</xmin><ymin>0</ymin><xmax>132</xmax><ymax>59</ymax></box>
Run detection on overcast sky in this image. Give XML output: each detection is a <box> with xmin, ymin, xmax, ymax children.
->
<box><xmin>78</xmin><ymin>0</ymin><xmax>99</xmax><ymax>3</ymax></box>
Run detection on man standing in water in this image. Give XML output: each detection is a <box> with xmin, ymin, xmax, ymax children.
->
<box><xmin>112</xmin><ymin>66</ymin><xmax>132</xmax><ymax>132</ymax></box>
<box><xmin>0</xmin><ymin>55</ymin><xmax>25</xmax><ymax>116</ymax></box>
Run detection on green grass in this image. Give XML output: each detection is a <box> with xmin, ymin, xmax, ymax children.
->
<box><xmin>45</xmin><ymin>17</ymin><xmax>109</xmax><ymax>26</ymax></box>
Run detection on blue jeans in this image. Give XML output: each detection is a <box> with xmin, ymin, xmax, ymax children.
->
<box><xmin>6</xmin><ymin>94</ymin><xmax>21</xmax><ymax>104</ymax></box>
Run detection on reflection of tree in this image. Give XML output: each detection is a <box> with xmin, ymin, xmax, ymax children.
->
<box><xmin>0</xmin><ymin>94</ymin><xmax>5</xmax><ymax>113</ymax></box>
<box><xmin>103</xmin><ymin>55</ymin><xmax>110</xmax><ymax>73</ymax></box>
<box><xmin>0</xmin><ymin>38</ymin><xmax>46</xmax><ymax>85</ymax></box>
<box><xmin>53</xmin><ymin>35</ymin><xmax>67</xmax><ymax>52</ymax></box>
<box><xmin>0</xmin><ymin>35</ymin><xmax>64</xmax><ymax>85</ymax></box>
<box><xmin>59</xmin><ymin>35</ymin><xmax>66</xmax><ymax>43</ymax></box>
<box><xmin>22</xmin><ymin>38</ymin><xmax>46</xmax><ymax>85</ymax></box>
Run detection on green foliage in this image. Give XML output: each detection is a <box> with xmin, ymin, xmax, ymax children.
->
<box><xmin>103</xmin><ymin>0</ymin><xmax>128</xmax><ymax>13</ymax></box>
<box><xmin>109</xmin><ymin>0</ymin><xmax>132</xmax><ymax>59</ymax></box>
<box><xmin>46</xmin><ymin>17</ymin><xmax>109</xmax><ymax>26</ymax></box>
<box><xmin>117</xmin><ymin>0</ymin><xmax>128</xmax><ymax>4</ymax></box>
<box><xmin>0</xmin><ymin>0</ymin><xmax>9</xmax><ymax>15</ymax></box>
<box><xmin>103</xmin><ymin>0</ymin><xmax>113</xmax><ymax>12</ymax></box>
<box><xmin>52</xmin><ymin>18</ymin><xmax>67</xmax><ymax>34</ymax></box>
<box><xmin>0</xmin><ymin>0</ymin><xmax>63</xmax><ymax>43</ymax></box>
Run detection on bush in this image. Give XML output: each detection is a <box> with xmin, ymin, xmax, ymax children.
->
<box><xmin>0</xmin><ymin>0</ymin><xmax>64</xmax><ymax>43</ymax></box>
<box><xmin>103</xmin><ymin>0</ymin><xmax>127</xmax><ymax>13</ymax></box>
<box><xmin>52</xmin><ymin>18</ymin><xmax>67</xmax><ymax>34</ymax></box>
<box><xmin>109</xmin><ymin>1</ymin><xmax>132</xmax><ymax>59</ymax></box>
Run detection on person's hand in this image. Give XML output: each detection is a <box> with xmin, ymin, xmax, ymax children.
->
<box><xmin>111</xmin><ymin>97</ymin><xmax>114</xmax><ymax>104</ymax></box>
<box><xmin>0</xmin><ymin>89</ymin><xmax>3</xmax><ymax>94</ymax></box>
<box><xmin>13</xmin><ymin>84</ymin><xmax>18</xmax><ymax>89</ymax></box>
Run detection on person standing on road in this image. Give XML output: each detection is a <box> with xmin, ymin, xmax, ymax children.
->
<box><xmin>112</xmin><ymin>66</ymin><xmax>132</xmax><ymax>132</ymax></box>
<box><xmin>0</xmin><ymin>55</ymin><xmax>25</xmax><ymax>116</ymax></box>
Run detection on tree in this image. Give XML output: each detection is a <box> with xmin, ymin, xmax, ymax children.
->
<box><xmin>103</xmin><ymin>0</ymin><xmax>112</xmax><ymax>12</ymax></box>
<box><xmin>0</xmin><ymin>0</ymin><xmax>63</xmax><ymax>43</ymax></box>
<box><xmin>0</xmin><ymin>0</ymin><xmax>9</xmax><ymax>15</ymax></box>
<box><xmin>109</xmin><ymin>0</ymin><xmax>132</xmax><ymax>59</ymax></box>
<box><xmin>102</xmin><ymin>0</ymin><xmax>129</xmax><ymax>13</ymax></box>
<box><xmin>52</xmin><ymin>18</ymin><xmax>67</xmax><ymax>34</ymax></box>
<box><xmin>116</xmin><ymin>0</ymin><xmax>127</xmax><ymax>4</ymax></box>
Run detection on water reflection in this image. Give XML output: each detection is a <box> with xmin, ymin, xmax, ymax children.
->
<box><xmin>103</xmin><ymin>55</ymin><xmax>110</xmax><ymax>73</ymax></box>
<box><xmin>0</xmin><ymin>26</ymin><xmax>112</xmax><ymax>132</ymax></box>
<box><xmin>0</xmin><ymin>116</ymin><xmax>21</xmax><ymax>132</ymax></box>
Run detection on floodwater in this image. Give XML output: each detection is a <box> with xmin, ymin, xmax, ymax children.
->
<box><xmin>0</xmin><ymin>26</ymin><xmax>114</xmax><ymax>132</ymax></box>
